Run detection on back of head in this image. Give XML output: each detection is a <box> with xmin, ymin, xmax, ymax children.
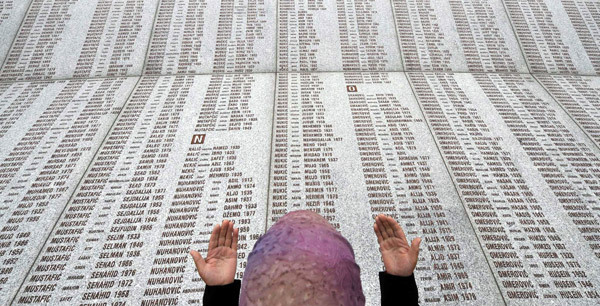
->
<box><xmin>240</xmin><ymin>210</ymin><xmax>365</xmax><ymax>306</ymax></box>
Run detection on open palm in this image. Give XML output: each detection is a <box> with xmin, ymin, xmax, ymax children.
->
<box><xmin>190</xmin><ymin>220</ymin><xmax>239</xmax><ymax>286</ymax></box>
<box><xmin>374</xmin><ymin>214</ymin><xmax>421</xmax><ymax>277</ymax></box>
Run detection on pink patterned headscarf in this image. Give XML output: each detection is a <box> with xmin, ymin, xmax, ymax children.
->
<box><xmin>240</xmin><ymin>210</ymin><xmax>365</xmax><ymax>306</ymax></box>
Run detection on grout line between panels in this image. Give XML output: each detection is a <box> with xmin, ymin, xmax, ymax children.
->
<box><xmin>2</xmin><ymin>70</ymin><xmax>600</xmax><ymax>85</ymax></box>
<box><xmin>403</xmin><ymin>72</ymin><xmax>509</xmax><ymax>306</ymax></box>
<box><xmin>264</xmin><ymin>0</ymin><xmax>280</xmax><ymax>234</ymax></box>
<box><xmin>0</xmin><ymin>71</ymin><xmax>278</xmax><ymax>84</ymax></box>
<box><xmin>387</xmin><ymin>0</ymin><xmax>406</xmax><ymax>71</ymax></box>
<box><xmin>264</xmin><ymin>74</ymin><xmax>278</xmax><ymax>234</ymax></box>
<box><xmin>499</xmin><ymin>0</ymin><xmax>533</xmax><ymax>74</ymax></box>
<box><xmin>8</xmin><ymin>76</ymin><xmax>143</xmax><ymax>305</ymax></box>
<box><xmin>140</xmin><ymin>0</ymin><xmax>164</xmax><ymax>75</ymax></box>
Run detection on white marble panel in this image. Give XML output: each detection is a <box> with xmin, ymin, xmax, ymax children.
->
<box><xmin>143</xmin><ymin>0</ymin><xmax>277</xmax><ymax>75</ymax></box>
<box><xmin>535</xmin><ymin>74</ymin><xmax>600</xmax><ymax>148</ymax></box>
<box><xmin>0</xmin><ymin>0</ymin><xmax>32</xmax><ymax>67</ymax></box>
<box><xmin>277</xmin><ymin>0</ymin><xmax>402</xmax><ymax>72</ymax></box>
<box><xmin>391</xmin><ymin>0</ymin><xmax>528</xmax><ymax>73</ymax></box>
<box><xmin>409</xmin><ymin>72</ymin><xmax>600</xmax><ymax>305</ymax></box>
<box><xmin>0</xmin><ymin>77</ymin><xmax>138</xmax><ymax>305</ymax></box>
<box><xmin>0</xmin><ymin>0</ymin><xmax>159</xmax><ymax>81</ymax></box>
<box><xmin>13</xmin><ymin>73</ymin><xmax>274</xmax><ymax>305</ymax></box>
<box><xmin>268</xmin><ymin>72</ymin><xmax>503</xmax><ymax>305</ymax></box>
<box><xmin>504</xmin><ymin>0</ymin><xmax>600</xmax><ymax>74</ymax></box>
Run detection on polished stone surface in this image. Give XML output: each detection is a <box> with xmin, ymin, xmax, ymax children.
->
<box><xmin>0</xmin><ymin>77</ymin><xmax>138</xmax><ymax>304</ymax></box>
<box><xmin>0</xmin><ymin>0</ymin><xmax>600</xmax><ymax>305</ymax></box>
<box><xmin>392</xmin><ymin>0</ymin><xmax>528</xmax><ymax>73</ymax></box>
<box><xmin>504</xmin><ymin>0</ymin><xmax>600</xmax><ymax>74</ymax></box>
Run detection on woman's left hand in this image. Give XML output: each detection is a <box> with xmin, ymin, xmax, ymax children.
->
<box><xmin>190</xmin><ymin>220</ymin><xmax>239</xmax><ymax>286</ymax></box>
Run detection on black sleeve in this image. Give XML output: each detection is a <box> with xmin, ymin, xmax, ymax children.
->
<box><xmin>379</xmin><ymin>272</ymin><xmax>419</xmax><ymax>306</ymax></box>
<box><xmin>202</xmin><ymin>279</ymin><xmax>241</xmax><ymax>306</ymax></box>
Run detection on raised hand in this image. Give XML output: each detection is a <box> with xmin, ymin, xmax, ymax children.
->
<box><xmin>373</xmin><ymin>214</ymin><xmax>421</xmax><ymax>277</ymax></box>
<box><xmin>190</xmin><ymin>220</ymin><xmax>239</xmax><ymax>286</ymax></box>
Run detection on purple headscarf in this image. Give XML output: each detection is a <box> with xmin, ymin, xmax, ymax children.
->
<box><xmin>240</xmin><ymin>210</ymin><xmax>366</xmax><ymax>306</ymax></box>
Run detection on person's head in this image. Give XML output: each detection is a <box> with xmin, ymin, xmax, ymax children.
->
<box><xmin>240</xmin><ymin>210</ymin><xmax>365</xmax><ymax>306</ymax></box>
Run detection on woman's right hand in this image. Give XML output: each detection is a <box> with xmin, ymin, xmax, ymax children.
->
<box><xmin>373</xmin><ymin>214</ymin><xmax>421</xmax><ymax>277</ymax></box>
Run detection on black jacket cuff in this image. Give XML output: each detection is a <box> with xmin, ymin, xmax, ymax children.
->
<box><xmin>203</xmin><ymin>279</ymin><xmax>241</xmax><ymax>306</ymax></box>
<box><xmin>379</xmin><ymin>272</ymin><xmax>419</xmax><ymax>306</ymax></box>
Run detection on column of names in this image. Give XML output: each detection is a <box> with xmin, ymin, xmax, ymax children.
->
<box><xmin>0</xmin><ymin>77</ymin><xmax>137</xmax><ymax>304</ymax></box>
<box><xmin>13</xmin><ymin>74</ymin><xmax>274</xmax><ymax>304</ymax></box>
<box><xmin>278</xmin><ymin>0</ymin><xmax>401</xmax><ymax>72</ymax></box>
<box><xmin>0</xmin><ymin>0</ymin><xmax>158</xmax><ymax>81</ymax></box>
<box><xmin>409</xmin><ymin>72</ymin><xmax>600</xmax><ymax>303</ymax></box>
<box><xmin>391</xmin><ymin>0</ymin><xmax>527</xmax><ymax>72</ymax></box>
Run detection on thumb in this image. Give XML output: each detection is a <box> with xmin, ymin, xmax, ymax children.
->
<box><xmin>190</xmin><ymin>250</ymin><xmax>206</xmax><ymax>275</ymax></box>
<box><xmin>410</xmin><ymin>237</ymin><xmax>421</xmax><ymax>262</ymax></box>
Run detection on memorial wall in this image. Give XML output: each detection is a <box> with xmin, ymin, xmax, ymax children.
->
<box><xmin>0</xmin><ymin>0</ymin><xmax>599</xmax><ymax>305</ymax></box>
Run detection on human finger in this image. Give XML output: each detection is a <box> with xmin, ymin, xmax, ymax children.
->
<box><xmin>218</xmin><ymin>220</ymin><xmax>228</xmax><ymax>246</ymax></box>
<box><xmin>232</xmin><ymin>227</ymin><xmax>239</xmax><ymax>251</ymax></box>
<box><xmin>410</xmin><ymin>237</ymin><xmax>422</xmax><ymax>262</ymax></box>
<box><xmin>390</xmin><ymin>216</ymin><xmax>408</xmax><ymax>243</ymax></box>
<box><xmin>381</xmin><ymin>215</ymin><xmax>396</xmax><ymax>240</ymax></box>
<box><xmin>373</xmin><ymin>222</ymin><xmax>383</xmax><ymax>244</ymax></box>
<box><xmin>208</xmin><ymin>224</ymin><xmax>220</xmax><ymax>251</ymax></box>
<box><xmin>224</xmin><ymin>221</ymin><xmax>233</xmax><ymax>248</ymax></box>
<box><xmin>376</xmin><ymin>215</ymin><xmax>389</xmax><ymax>239</ymax></box>
<box><xmin>190</xmin><ymin>250</ymin><xmax>206</xmax><ymax>275</ymax></box>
